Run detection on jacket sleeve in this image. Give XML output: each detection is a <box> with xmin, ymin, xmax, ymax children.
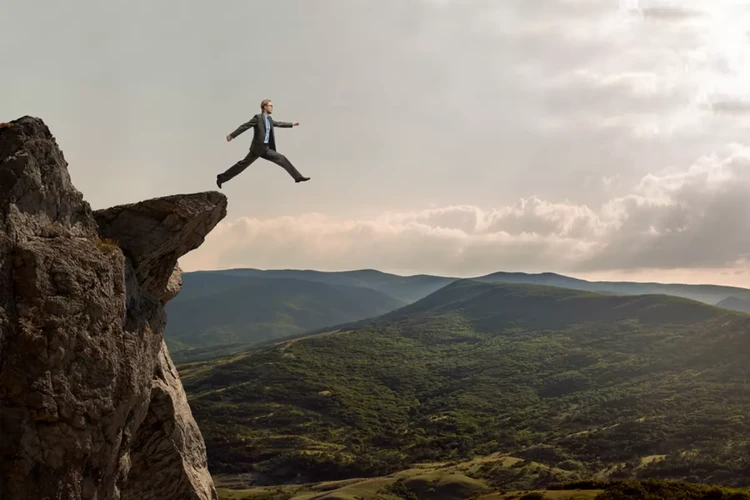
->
<box><xmin>229</xmin><ymin>115</ymin><xmax>258</xmax><ymax>138</ymax></box>
<box><xmin>271</xmin><ymin>118</ymin><xmax>294</xmax><ymax>128</ymax></box>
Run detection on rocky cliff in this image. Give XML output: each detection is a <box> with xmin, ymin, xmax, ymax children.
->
<box><xmin>0</xmin><ymin>116</ymin><xmax>225</xmax><ymax>499</ymax></box>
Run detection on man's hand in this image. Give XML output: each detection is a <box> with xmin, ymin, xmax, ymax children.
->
<box><xmin>226</xmin><ymin>134</ymin><xmax>232</xmax><ymax>142</ymax></box>
<box><xmin>294</xmin><ymin>122</ymin><xmax>300</xmax><ymax>126</ymax></box>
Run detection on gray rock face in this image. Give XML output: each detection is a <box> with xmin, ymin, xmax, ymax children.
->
<box><xmin>0</xmin><ymin>116</ymin><xmax>225</xmax><ymax>499</ymax></box>
<box><xmin>94</xmin><ymin>192</ymin><xmax>226</xmax><ymax>303</ymax></box>
<box><xmin>123</xmin><ymin>340</ymin><xmax>217</xmax><ymax>500</ymax></box>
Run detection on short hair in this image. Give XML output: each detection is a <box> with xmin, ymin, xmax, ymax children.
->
<box><xmin>260</xmin><ymin>99</ymin><xmax>272</xmax><ymax>110</ymax></box>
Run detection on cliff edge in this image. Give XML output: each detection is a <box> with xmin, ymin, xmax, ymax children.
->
<box><xmin>0</xmin><ymin>116</ymin><xmax>225</xmax><ymax>499</ymax></box>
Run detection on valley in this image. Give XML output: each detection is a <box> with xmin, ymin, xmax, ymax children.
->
<box><xmin>174</xmin><ymin>275</ymin><xmax>750</xmax><ymax>498</ymax></box>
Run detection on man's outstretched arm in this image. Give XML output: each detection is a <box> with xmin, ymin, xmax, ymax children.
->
<box><xmin>272</xmin><ymin>118</ymin><xmax>300</xmax><ymax>128</ymax></box>
<box><xmin>226</xmin><ymin>116</ymin><xmax>258</xmax><ymax>141</ymax></box>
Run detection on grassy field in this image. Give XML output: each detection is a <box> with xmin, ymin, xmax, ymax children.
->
<box><xmin>213</xmin><ymin>453</ymin><xmax>601</xmax><ymax>499</ymax></box>
<box><xmin>213</xmin><ymin>455</ymin><xmax>750</xmax><ymax>499</ymax></box>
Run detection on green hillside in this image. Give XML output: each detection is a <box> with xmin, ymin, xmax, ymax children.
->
<box><xmin>180</xmin><ymin>280</ymin><xmax>750</xmax><ymax>489</ymax></box>
<box><xmin>378</xmin><ymin>279</ymin><xmax>725</xmax><ymax>328</ymax></box>
<box><xmin>164</xmin><ymin>277</ymin><xmax>407</xmax><ymax>353</ymax></box>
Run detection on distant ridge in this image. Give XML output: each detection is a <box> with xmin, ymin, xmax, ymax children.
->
<box><xmin>715</xmin><ymin>295</ymin><xmax>750</xmax><ymax>314</ymax></box>
<box><xmin>189</xmin><ymin>267</ymin><xmax>750</xmax><ymax>306</ymax></box>
<box><xmin>169</xmin><ymin>268</ymin><xmax>750</xmax><ymax>358</ymax></box>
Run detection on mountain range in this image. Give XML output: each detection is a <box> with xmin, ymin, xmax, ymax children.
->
<box><xmin>165</xmin><ymin>267</ymin><xmax>750</xmax><ymax>357</ymax></box>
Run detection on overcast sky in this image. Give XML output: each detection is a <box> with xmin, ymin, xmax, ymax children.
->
<box><xmin>4</xmin><ymin>0</ymin><xmax>750</xmax><ymax>286</ymax></box>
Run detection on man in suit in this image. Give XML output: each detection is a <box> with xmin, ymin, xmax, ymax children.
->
<box><xmin>217</xmin><ymin>99</ymin><xmax>310</xmax><ymax>188</ymax></box>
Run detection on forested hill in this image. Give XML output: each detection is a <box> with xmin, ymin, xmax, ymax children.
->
<box><xmin>180</xmin><ymin>280</ymin><xmax>750</xmax><ymax>488</ymax></box>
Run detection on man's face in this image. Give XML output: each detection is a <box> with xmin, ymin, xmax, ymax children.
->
<box><xmin>264</xmin><ymin>102</ymin><xmax>273</xmax><ymax>114</ymax></box>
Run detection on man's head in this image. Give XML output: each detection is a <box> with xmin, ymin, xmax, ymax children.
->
<box><xmin>261</xmin><ymin>99</ymin><xmax>273</xmax><ymax>114</ymax></box>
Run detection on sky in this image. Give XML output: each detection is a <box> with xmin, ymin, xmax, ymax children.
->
<box><xmin>3</xmin><ymin>0</ymin><xmax>750</xmax><ymax>286</ymax></box>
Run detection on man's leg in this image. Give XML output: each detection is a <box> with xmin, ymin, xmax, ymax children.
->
<box><xmin>217</xmin><ymin>150</ymin><xmax>259</xmax><ymax>188</ymax></box>
<box><xmin>261</xmin><ymin>149</ymin><xmax>309</xmax><ymax>182</ymax></box>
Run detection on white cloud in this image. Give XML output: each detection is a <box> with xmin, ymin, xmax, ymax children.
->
<box><xmin>181</xmin><ymin>146</ymin><xmax>750</xmax><ymax>278</ymax></box>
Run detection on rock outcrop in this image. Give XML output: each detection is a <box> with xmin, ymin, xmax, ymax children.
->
<box><xmin>0</xmin><ymin>116</ymin><xmax>225</xmax><ymax>499</ymax></box>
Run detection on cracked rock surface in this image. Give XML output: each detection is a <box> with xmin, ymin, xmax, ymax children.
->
<box><xmin>0</xmin><ymin>116</ymin><xmax>225</xmax><ymax>499</ymax></box>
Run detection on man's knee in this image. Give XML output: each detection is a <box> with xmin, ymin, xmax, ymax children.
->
<box><xmin>268</xmin><ymin>153</ymin><xmax>288</xmax><ymax>165</ymax></box>
<box><xmin>237</xmin><ymin>155</ymin><xmax>257</xmax><ymax>167</ymax></box>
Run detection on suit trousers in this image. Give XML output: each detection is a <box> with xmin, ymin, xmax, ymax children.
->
<box><xmin>219</xmin><ymin>146</ymin><xmax>303</xmax><ymax>183</ymax></box>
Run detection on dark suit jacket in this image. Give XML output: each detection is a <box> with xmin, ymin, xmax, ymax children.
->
<box><xmin>229</xmin><ymin>113</ymin><xmax>293</xmax><ymax>154</ymax></box>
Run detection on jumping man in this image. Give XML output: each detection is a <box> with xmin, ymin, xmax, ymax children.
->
<box><xmin>217</xmin><ymin>99</ymin><xmax>310</xmax><ymax>188</ymax></box>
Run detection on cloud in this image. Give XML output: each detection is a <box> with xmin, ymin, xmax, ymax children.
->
<box><xmin>710</xmin><ymin>99</ymin><xmax>750</xmax><ymax>116</ymax></box>
<box><xmin>639</xmin><ymin>7</ymin><xmax>704</xmax><ymax>22</ymax></box>
<box><xmin>583</xmin><ymin>144</ymin><xmax>750</xmax><ymax>270</ymax></box>
<box><xmin>180</xmin><ymin>146</ymin><xmax>750</xmax><ymax>277</ymax></box>
<box><xmin>537</xmin><ymin>69</ymin><xmax>684</xmax><ymax>117</ymax></box>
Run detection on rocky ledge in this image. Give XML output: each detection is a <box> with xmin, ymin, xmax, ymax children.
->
<box><xmin>0</xmin><ymin>116</ymin><xmax>225</xmax><ymax>499</ymax></box>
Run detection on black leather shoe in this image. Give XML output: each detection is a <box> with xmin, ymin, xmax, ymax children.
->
<box><xmin>296</xmin><ymin>177</ymin><xmax>310</xmax><ymax>183</ymax></box>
